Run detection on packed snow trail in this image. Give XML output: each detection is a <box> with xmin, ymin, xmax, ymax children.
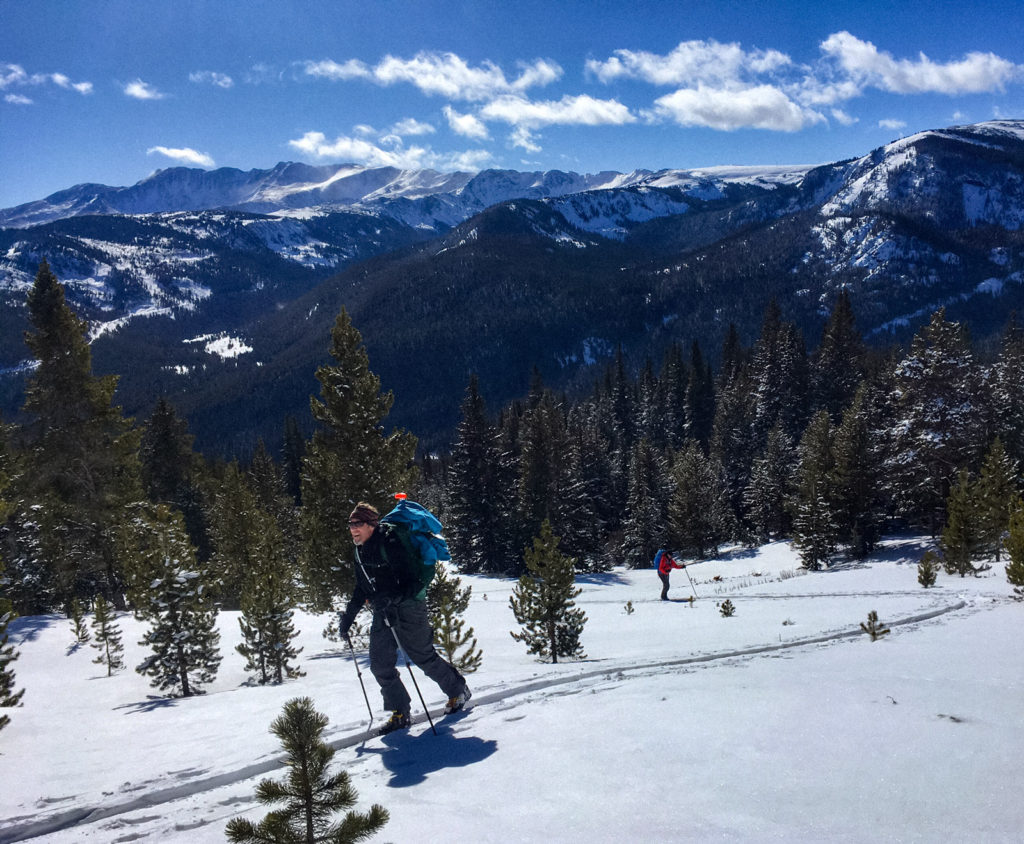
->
<box><xmin>0</xmin><ymin>600</ymin><xmax>966</xmax><ymax>844</ymax></box>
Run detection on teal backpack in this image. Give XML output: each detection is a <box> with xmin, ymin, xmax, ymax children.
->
<box><xmin>380</xmin><ymin>497</ymin><xmax>451</xmax><ymax>600</ymax></box>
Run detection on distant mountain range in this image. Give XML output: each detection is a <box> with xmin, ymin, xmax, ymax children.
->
<box><xmin>2</xmin><ymin>120</ymin><xmax>1023</xmax><ymax>455</ymax></box>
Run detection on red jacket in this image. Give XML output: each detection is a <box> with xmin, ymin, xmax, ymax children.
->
<box><xmin>656</xmin><ymin>550</ymin><xmax>683</xmax><ymax>575</ymax></box>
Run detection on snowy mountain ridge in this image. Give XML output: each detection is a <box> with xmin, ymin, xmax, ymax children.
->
<box><xmin>0</xmin><ymin>160</ymin><xmax>811</xmax><ymax>230</ymax></box>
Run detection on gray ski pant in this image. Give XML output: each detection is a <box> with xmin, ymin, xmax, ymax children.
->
<box><xmin>369</xmin><ymin>598</ymin><xmax>465</xmax><ymax>715</ymax></box>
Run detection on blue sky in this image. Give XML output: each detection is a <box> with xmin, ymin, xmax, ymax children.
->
<box><xmin>2</xmin><ymin>0</ymin><xmax>1023</xmax><ymax>209</ymax></box>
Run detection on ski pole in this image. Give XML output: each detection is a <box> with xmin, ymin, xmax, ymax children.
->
<box><xmin>382</xmin><ymin>609</ymin><xmax>438</xmax><ymax>736</ymax></box>
<box><xmin>343</xmin><ymin>629</ymin><xmax>374</xmax><ymax>733</ymax></box>
<box><xmin>681</xmin><ymin>564</ymin><xmax>699</xmax><ymax>599</ymax></box>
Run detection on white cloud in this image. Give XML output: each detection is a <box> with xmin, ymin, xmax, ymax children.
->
<box><xmin>443</xmin><ymin>106</ymin><xmax>490</xmax><ymax>140</ymax></box>
<box><xmin>304</xmin><ymin>51</ymin><xmax>561</xmax><ymax>102</ymax></box>
<box><xmin>124</xmin><ymin>79</ymin><xmax>166</xmax><ymax>100</ymax></box>
<box><xmin>288</xmin><ymin>129</ymin><xmax>492</xmax><ymax>172</ymax></box>
<box><xmin>587</xmin><ymin>40</ymin><xmax>791</xmax><ymax>87</ymax></box>
<box><xmin>820</xmin><ymin>31</ymin><xmax>1021</xmax><ymax>95</ymax></box>
<box><xmin>831</xmin><ymin>108</ymin><xmax>858</xmax><ymax>126</ymax></box>
<box><xmin>878</xmin><ymin>118</ymin><xmax>907</xmax><ymax>130</ymax></box>
<box><xmin>652</xmin><ymin>84</ymin><xmax>822</xmax><ymax>132</ymax></box>
<box><xmin>189</xmin><ymin>71</ymin><xmax>234</xmax><ymax>89</ymax></box>
<box><xmin>391</xmin><ymin>117</ymin><xmax>436</xmax><ymax>136</ymax></box>
<box><xmin>480</xmin><ymin>93</ymin><xmax>636</xmax><ymax>129</ymax></box>
<box><xmin>1</xmin><ymin>63</ymin><xmax>91</xmax><ymax>95</ymax></box>
<box><xmin>509</xmin><ymin>126</ymin><xmax>542</xmax><ymax>153</ymax></box>
<box><xmin>147</xmin><ymin>146</ymin><xmax>215</xmax><ymax>167</ymax></box>
<box><xmin>5</xmin><ymin>92</ymin><xmax>32</xmax><ymax>105</ymax></box>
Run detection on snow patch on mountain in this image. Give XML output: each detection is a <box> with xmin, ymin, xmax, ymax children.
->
<box><xmin>185</xmin><ymin>332</ymin><xmax>253</xmax><ymax>359</ymax></box>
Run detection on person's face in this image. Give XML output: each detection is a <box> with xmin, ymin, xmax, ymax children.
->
<box><xmin>348</xmin><ymin>518</ymin><xmax>375</xmax><ymax>546</ymax></box>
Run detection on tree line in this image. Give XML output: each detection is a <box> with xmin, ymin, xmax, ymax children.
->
<box><xmin>3</xmin><ymin>260</ymin><xmax>1024</xmax><ymax>723</ymax></box>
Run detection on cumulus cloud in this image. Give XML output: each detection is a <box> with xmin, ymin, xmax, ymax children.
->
<box><xmin>189</xmin><ymin>70</ymin><xmax>234</xmax><ymax>89</ymax></box>
<box><xmin>444</xmin><ymin>105</ymin><xmax>490</xmax><ymax>139</ymax></box>
<box><xmin>124</xmin><ymin>79</ymin><xmax>166</xmax><ymax>100</ymax></box>
<box><xmin>303</xmin><ymin>51</ymin><xmax>561</xmax><ymax>101</ymax></box>
<box><xmin>651</xmin><ymin>84</ymin><xmax>822</xmax><ymax>132</ymax></box>
<box><xmin>820</xmin><ymin>31</ymin><xmax>1021</xmax><ymax>95</ymax></box>
<box><xmin>288</xmin><ymin>129</ymin><xmax>492</xmax><ymax>172</ymax></box>
<box><xmin>480</xmin><ymin>93</ymin><xmax>636</xmax><ymax>129</ymax></box>
<box><xmin>147</xmin><ymin>146</ymin><xmax>215</xmax><ymax>167</ymax></box>
<box><xmin>587</xmin><ymin>39</ymin><xmax>791</xmax><ymax>87</ymax></box>
<box><xmin>391</xmin><ymin>117</ymin><xmax>435</xmax><ymax>136</ymax></box>
<box><xmin>5</xmin><ymin>92</ymin><xmax>32</xmax><ymax>104</ymax></box>
<box><xmin>878</xmin><ymin>118</ymin><xmax>907</xmax><ymax>130</ymax></box>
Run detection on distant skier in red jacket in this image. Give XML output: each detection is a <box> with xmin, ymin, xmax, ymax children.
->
<box><xmin>654</xmin><ymin>549</ymin><xmax>685</xmax><ymax>600</ymax></box>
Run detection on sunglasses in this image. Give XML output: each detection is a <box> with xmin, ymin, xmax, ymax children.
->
<box><xmin>348</xmin><ymin>520</ymin><xmax>367</xmax><ymax>528</ymax></box>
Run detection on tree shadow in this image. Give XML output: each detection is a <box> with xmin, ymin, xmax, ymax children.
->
<box><xmin>114</xmin><ymin>695</ymin><xmax>180</xmax><ymax>714</ymax></box>
<box><xmin>8</xmin><ymin>614</ymin><xmax>61</xmax><ymax>644</ymax></box>
<box><xmin>355</xmin><ymin>721</ymin><xmax>497</xmax><ymax>788</ymax></box>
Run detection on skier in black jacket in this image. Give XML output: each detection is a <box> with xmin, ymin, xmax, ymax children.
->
<box><xmin>339</xmin><ymin>502</ymin><xmax>471</xmax><ymax>734</ymax></box>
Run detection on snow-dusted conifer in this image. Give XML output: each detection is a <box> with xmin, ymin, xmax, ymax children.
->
<box><xmin>744</xmin><ymin>422</ymin><xmax>795</xmax><ymax>541</ymax></box>
<box><xmin>1</xmin><ymin>555</ymin><xmax>24</xmax><ymax>730</ymax></box>
<box><xmin>427</xmin><ymin>562</ymin><xmax>482</xmax><ymax>674</ymax></box>
<box><xmin>69</xmin><ymin>597</ymin><xmax>90</xmax><ymax>644</ymax></box>
<box><xmin>300</xmin><ymin>308</ymin><xmax>417</xmax><ymax>611</ymax></box>
<box><xmin>889</xmin><ymin>308</ymin><xmax>987</xmax><ymax>534</ymax></box>
<box><xmin>941</xmin><ymin>469</ymin><xmax>983</xmax><ymax>577</ymax></box>
<box><xmin>974</xmin><ymin>437</ymin><xmax>1019</xmax><ymax>561</ymax></box>
<box><xmin>791</xmin><ymin>410</ymin><xmax>838</xmax><ymax>570</ymax></box>
<box><xmin>918</xmin><ymin>550</ymin><xmax>940</xmax><ymax>588</ymax></box>
<box><xmin>225</xmin><ymin>696</ymin><xmax>388</xmax><ymax>843</ymax></box>
<box><xmin>830</xmin><ymin>383</ymin><xmax>884</xmax><ymax>558</ymax></box>
<box><xmin>621</xmin><ymin>438</ymin><xmax>668</xmax><ymax>568</ymax></box>
<box><xmin>510</xmin><ymin>520</ymin><xmax>586</xmax><ymax>663</ymax></box>
<box><xmin>668</xmin><ymin>440</ymin><xmax>733</xmax><ymax>559</ymax></box>
<box><xmin>1005</xmin><ymin>499</ymin><xmax>1024</xmax><ymax>596</ymax></box>
<box><xmin>90</xmin><ymin>595</ymin><xmax>125</xmax><ymax>675</ymax></box>
<box><xmin>128</xmin><ymin>504</ymin><xmax>221</xmax><ymax>697</ymax></box>
<box><xmin>446</xmin><ymin>374</ymin><xmax>508</xmax><ymax>574</ymax></box>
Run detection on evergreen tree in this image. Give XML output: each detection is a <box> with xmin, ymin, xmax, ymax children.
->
<box><xmin>139</xmin><ymin>397</ymin><xmax>194</xmax><ymax>506</ymax></box>
<box><xmin>300</xmin><ymin>308</ymin><xmax>418</xmax><ymax>610</ymax></box>
<box><xmin>830</xmin><ymin>383</ymin><xmax>885</xmax><ymax>558</ymax></box>
<box><xmin>791</xmin><ymin>410</ymin><xmax>838</xmax><ymax>570</ymax></box>
<box><xmin>225</xmin><ymin>697</ymin><xmax>388</xmax><ymax>844</ymax></box>
<box><xmin>974</xmin><ymin>437</ymin><xmax>1020</xmax><ymax>562</ymax></box>
<box><xmin>710</xmin><ymin>333</ymin><xmax>756</xmax><ymax>523</ymax></box>
<box><xmin>127</xmin><ymin>504</ymin><xmax>221</xmax><ymax>697</ymax></box>
<box><xmin>1</xmin><ymin>528</ymin><xmax>24</xmax><ymax>729</ymax></box>
<box><xmin>14</xmin><ymin>260</ymin><xmax>143</xmax><ymax>611</ymax></box>
<box><xmin>446</xmin><ymin>375</ymin><xmax>509</xmax><ymax>574</ymax></box>
<box><xmin>517</xmin><ymin>374</ymin><xmax>570</xmax><ymax>544</ymax></box>
<box><xmin>918</xmin><ymin>550</ymin><xmax>940</xmax><ymax>588</ymax></box>
<box><xmin>509</xmin><ymin>520</ymin><xmax>586</xmax><ymax>663</ymax></box>
<box><xmin>554</xmin><ymin>411</ymin><xmax>609</xmax><ymax>570</ymax></box>
<box><xmin>668</xmin><ymin>440</ymin><xmax>733</xmax><ymax>559</ymax></box>
<box><xmin>1005</xmin><ymin>498</ymin><xmax>1024</xmax><ymax>596</ymax></box>
<box><xmin>621</xmin><ymin>438</ymin><xmax>668</xmax><ymax>568</ymax></box>
<box><xmin>990</xmin><ymin>317</ymin><xmax>1024</xmax><ymax>466</ymax></box>
<box><xmin>748</xmin><ymin>301</ymin><xmax>809</xmax><ymax>448</ymax></box>
<box><xmin>941</xmin><ymin>469</ymin><xmax>983</xmax><ymax>577</ymax></box>
<box><xmin>426</xmin><ymin>562</ymin><xmax>483</xmax><ymax>674</ymax></box>
<box><xmin>684</xmin><ymin>340</ymin><xmax>715</xmax><ymax>449</ymax></box>
<box><xmin>281</xmin><ymin>414</ymin><xmax>306</xmax><ymax>505</ymax></box>
<box><xmin>90</xmin><ymin>595</ymin><xmax>125</xmax><ymax>676</ymax></box>
<box><xmin>812</xmin><ymin>289</ymin><xmax>865</xmax><ymax>422</ymax></box>
<box><xmin>889</xmin><ymin>308</ymin><xmax>988</xmax><ymax>534</ymax></box>
<box><xmin>69</xmin><ymin>597</ymin><xmax>90</xmax><ymax>644</ymax></box>
<box><xmin>743</xmin><ymin>422</ymin><xmax>795</xmax><ymax>541</ymax></box>
<box><xmin>656</xmin><ymin>342</ymin><xmax>689</xmax><ymax>450</ymax></box>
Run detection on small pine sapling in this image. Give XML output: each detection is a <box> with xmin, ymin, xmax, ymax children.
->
<box><xmin>225</xmin><ymin>696</ymin><xmax>388</xmax><ymax>844</ymax></box>
<box><xmin>917</xmin><ymin>550</ymin><xmax>940</xmax><ymax>588</ymax></box>
<box><xmin>624</xmin><ymin>600</ymin><xmax>635</xmax><ymax>615</ymax></box>
<box><xmin>90</xmin><ymin>596</ymin><xmax>125</xmax><ymax>676</ymax></box>
<box><xmin>719</xmin><ymin>599</ymin><xmax>736</xmax><ymax>617</ymax></box>
<box><xmin>428</xmin><ymin>562</ymin><xmax>483</xmax><ymax>674</ymax></box>
<box><xmin>860</xmin><ymin>610</ymin><xmax>890</xmax><ymax>641</ymax></box>
<box><xmin>69</xmin><ymin>597</ymin><xmax>90</xmax><ymax>645</ymax></box>
<box><xmin>1</xmin><ymin>605</ymin><xmax>24</xmax><ymax>731</ymax></box>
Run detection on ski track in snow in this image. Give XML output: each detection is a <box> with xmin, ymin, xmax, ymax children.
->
<box><xmin>0</xmin><ymin>598</ymin><xmax>972</xmax><ymax>844</ymax></box>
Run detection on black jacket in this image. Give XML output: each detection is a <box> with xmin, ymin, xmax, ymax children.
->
<box><xmin>339</xmin><ymin>524</ymin><xmax>417</xmax><ymax>631</ymax></box>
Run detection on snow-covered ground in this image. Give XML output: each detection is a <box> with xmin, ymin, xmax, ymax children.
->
<box><xmin>2</xmin><ymin>537</ymin><xmax>1022</xmax><ymax>843</ymax></box>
